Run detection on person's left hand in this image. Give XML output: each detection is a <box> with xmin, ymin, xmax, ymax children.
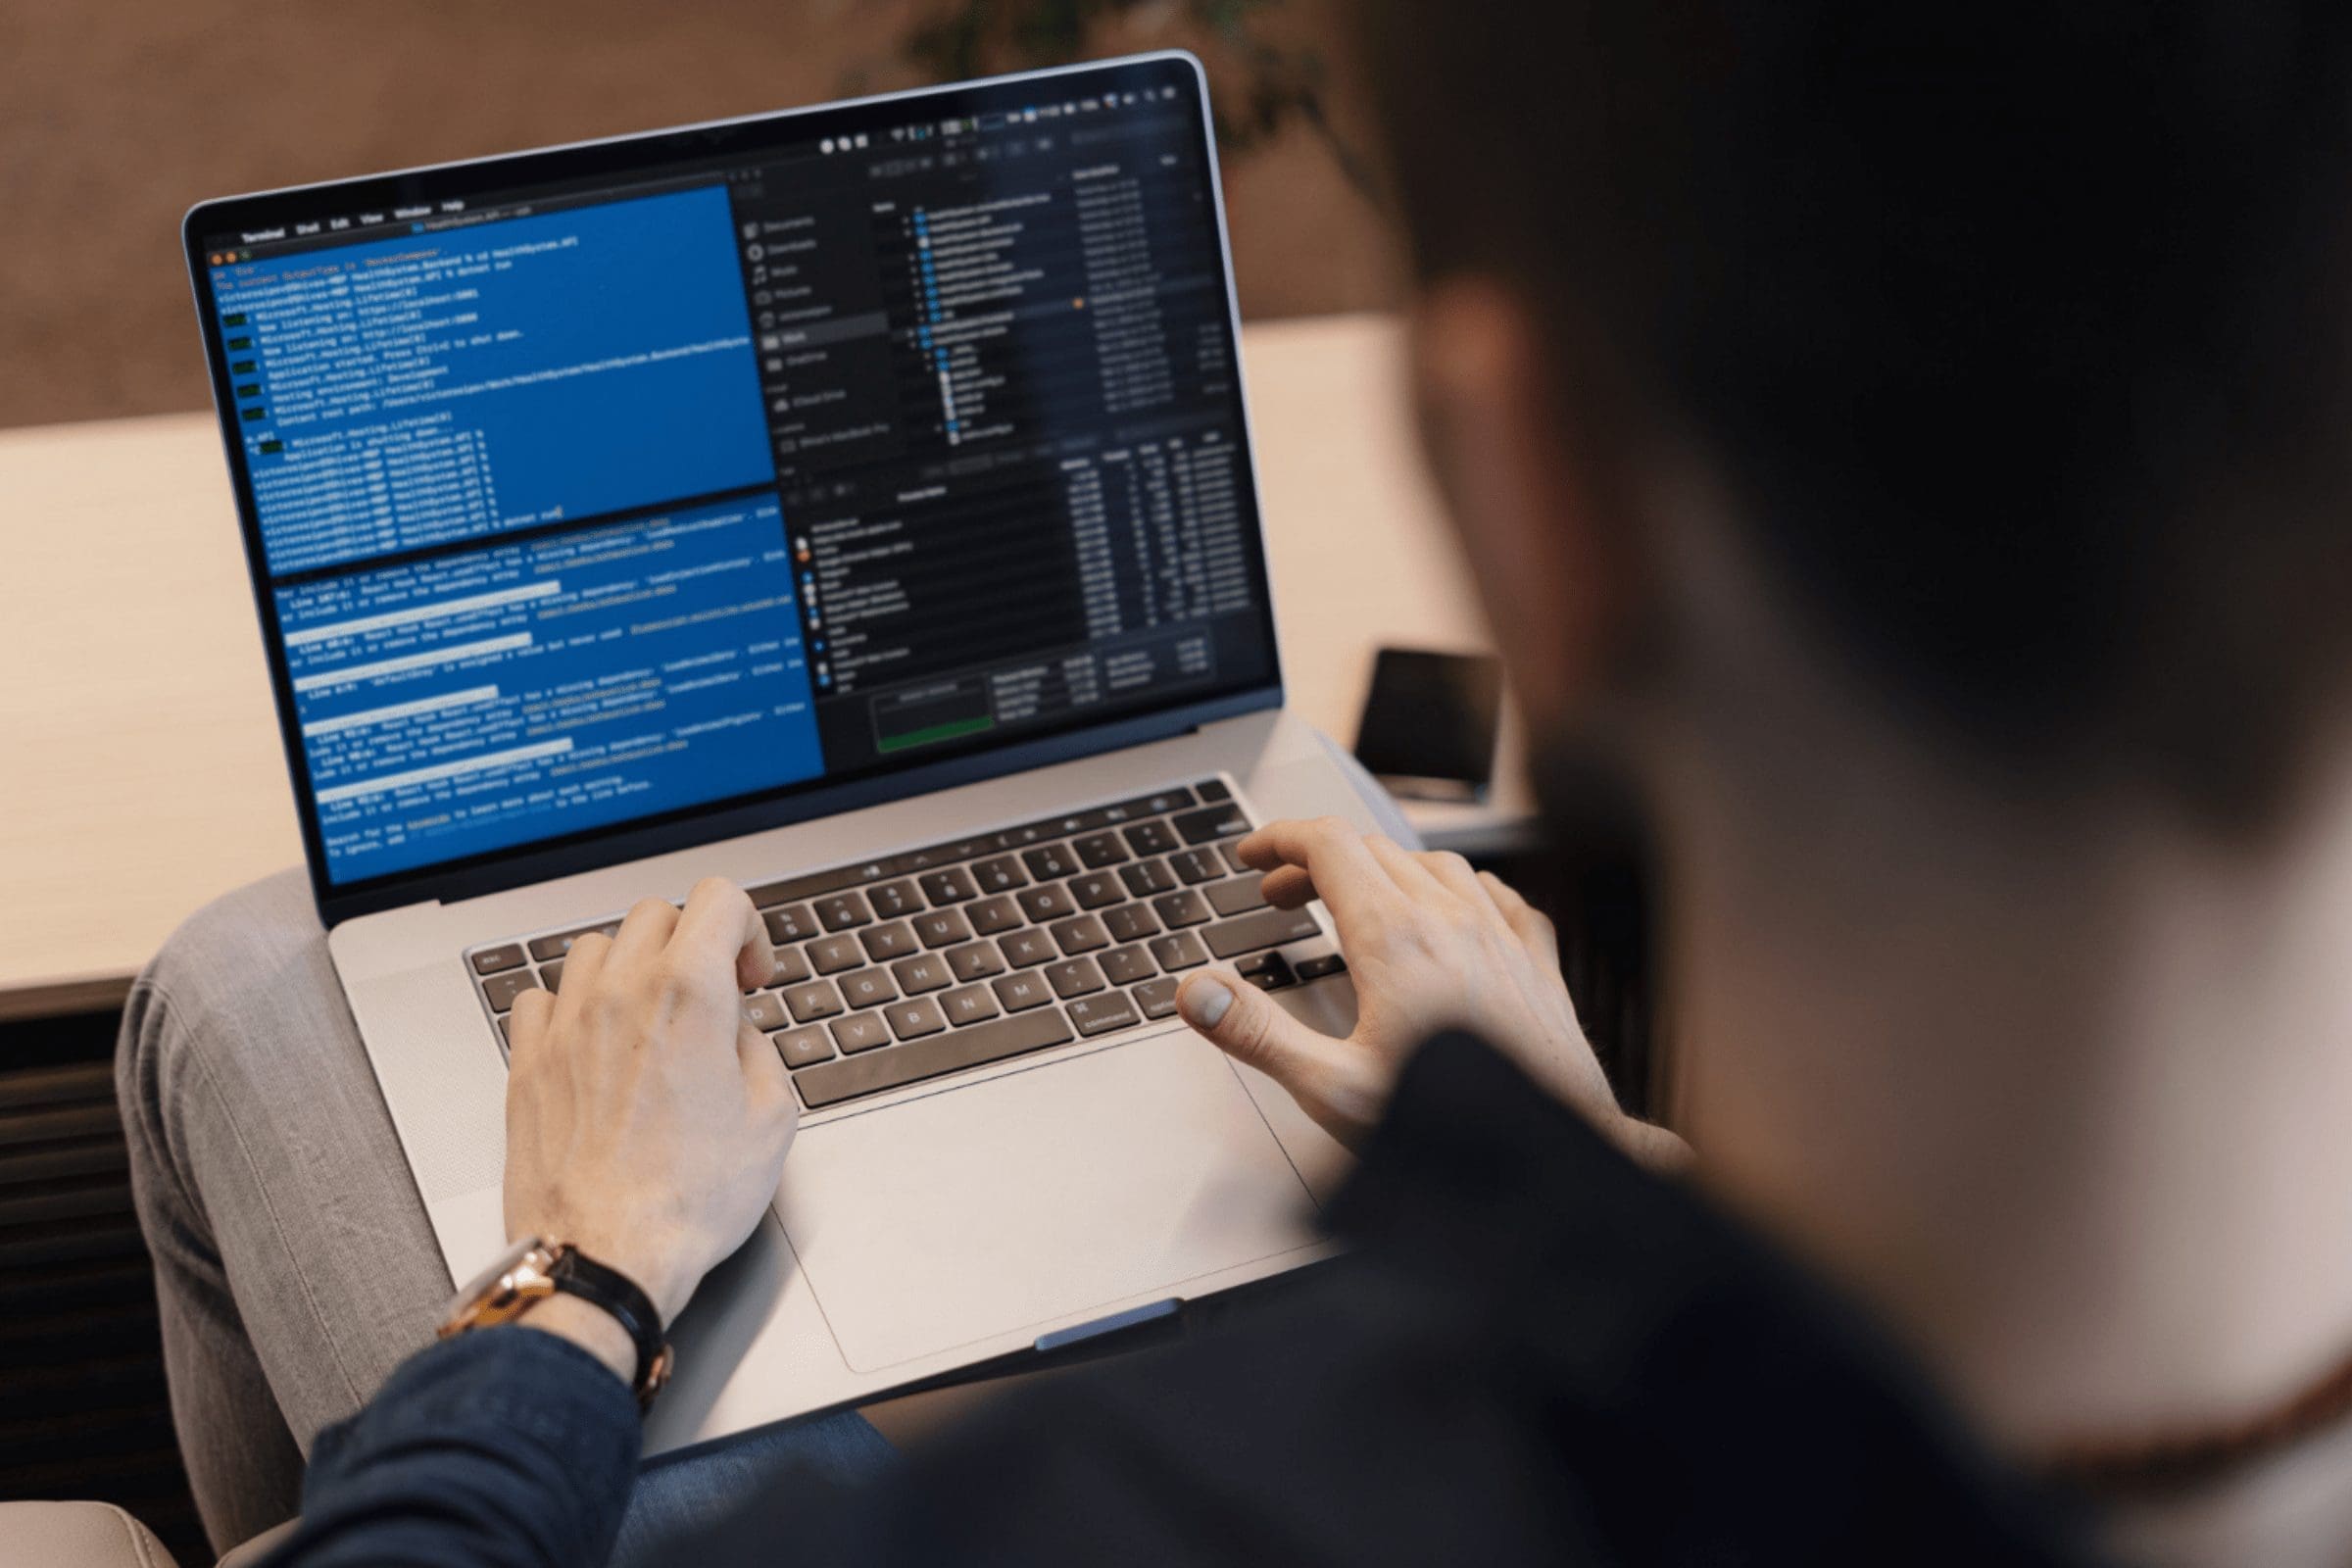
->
<box><xmin>502</xmin><ymin>877</ymin><xmax>796</xmax><ymax>1331</ymax></box>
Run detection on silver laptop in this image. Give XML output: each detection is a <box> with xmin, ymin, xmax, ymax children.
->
<box><xmin>182</xmin><ymin>51</ymin><xmax>1398</xmax><ymax>1451</ymax></box>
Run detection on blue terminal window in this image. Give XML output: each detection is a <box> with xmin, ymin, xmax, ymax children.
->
<box><xmin>276</xmin><ymin>497</ymin><xmax>822</xmax><ymax>881</ymax></box>
<box><xmin>214</xmin><ymin>186</ymin><xmax>775</xmax><ymax>576</ymax></box>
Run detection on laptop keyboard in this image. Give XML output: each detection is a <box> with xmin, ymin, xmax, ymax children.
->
<box><xmin>465</xmin><ymin>778</ymin><xmax>1350</xmax><ymax>1111</ymax></box>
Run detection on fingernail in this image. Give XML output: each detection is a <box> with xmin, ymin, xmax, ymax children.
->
<box><xmin>1180</xmin><ymin>977</ymin><xmax>1234</xmax><ymax>1029</ymax></box>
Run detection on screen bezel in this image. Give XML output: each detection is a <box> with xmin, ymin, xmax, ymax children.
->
<box><xmin>180</xmin><ymin>52</ymin><xmax>1286</xmax><ymax>927</ymax></box>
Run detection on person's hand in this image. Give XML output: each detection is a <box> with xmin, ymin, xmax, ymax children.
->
<box><xmin>1175</xmin><ymin>819</ymin><xmax>1685</xmax><ymax>1167</ymax></box>
<box><xmin>504</xmin><ymin>877</ymin><xmax>797</xmax><ymax>1338</ymax></box>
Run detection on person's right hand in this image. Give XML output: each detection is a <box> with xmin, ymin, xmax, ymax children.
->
<box><xmin>1175</xmin><ymin>819</ymin><xmax>1685</xmax><ymax>1167</ymax></box>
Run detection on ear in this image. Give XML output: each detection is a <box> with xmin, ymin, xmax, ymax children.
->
<box><xmin>1407</xmin><ymin>279</ymin><xmax>1630</xmax><ymax>727</ymax></box>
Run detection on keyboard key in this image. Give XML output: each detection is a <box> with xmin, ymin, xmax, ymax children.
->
<box><xmin>1222</xmin><ymin>842</ymin><xmax>1253</xmax><ymax>874</ymax></box>
<box><xmin>1238</xmin><ymin>953</ymin><xmax>1298</xmax><ymax>992</ymax></box>
<box><xmin>839</xmin><ymin>969</ymin><xmax>897</xmax><ymax>1009</ymax></box>
<box><xmin>893</xmin><ymin>953</ymin><xmax>954</xmax><ymax>995</ymax></box>
<box><xmin>1132</xmin><ymin>977</ymin><xmax>1181</xmax><ymax>1019</ymax></box>
<box><xmin>815</xmin><ymin>892</ymin><xmax>872</xmax><ymax>931</ymax></box>
<box><xmin>541</xmin><ymin>960</ymin><xmax>565</xmax><ymax>995</ymax></box>
<box><xmin>1067</xmin><ymin>992</ymin><xmax>1141</xmax><ymax>1037</ymax></box>
<box><xmin>1102</xmin><ymin>903</ymin><xmax>1160</xmax><ymax>943</ymax></box>
<box><xmin>763</xmin><ymin>905</ymin><xmax>816</xmax><ymax>944</ymax></box>
<box><xmin>1174</xmin><ymin>804</ymin><xmax>1249</xmax><ymax>844</ymax></box>
<box><xmin>1205</xmin><ymin>876</ymin><xmax>1269</xmax><ymax>917</ymax></box>
<box><xmin>1017</xmin><ymin>884</ymin><xmax>1076</xmax><ymax>922</ymax></box>
<box><xmin>1121</xmin><ymin>820</ymin><xmax>1179</xmax><ymax>857</ymax></box>
<box><xmin>783</xmin><ymin>979</ymin><xmax>845</xmax><ymax>1022</ymax></box>
<box><xmin>967</xmin><ymin>894</ymin><xmax>1023</xmax><ymax>936</ymax></box>
<box><xmin>942</xmin><ymin>983</ymin><xmax>1001</xmax><ymax>1025</ymax></box>
<box><xmin>947</xmin><ymin>940</ymin><xmax>1008</xmax><ymax>981</ymax></box>
<box><xmin>1193</xmin><ymin>778</ymin><xmax>1232</xmax><ymax>802</ymax></box>
<box><xmin>993</xmin><ymin>971</ymin><xmax>1054</xmax><ymax>1012</ymax></box>
<box><xmin>1067</xmin><ymin>871</ymin><xmax>1123</xmax><ymax>909</ymax></box>
<box><xmin>1022</xmin><ymin>844</ymin><xmax>1078</xmax><ymax>880</ymax></box>
<box><xmin>971</xmin><ymin>856</ymin><xmax>1028</xmax><ymax>893</ymax></box>
<box><xmin>919</xmin><ymin>867</ymin><xmax>979</xmax><ymax>906</ymax></box>
<box><xmin>1295</xmin><ymin>953</ymin><xmax>1349</xmax><ymax>981</ymax></box>
<box><xmin>999</xmin><ymin>928</ymin><xmax>1056</xmax><ymax>968</ymax></box>
<box><xmin>1203</xmin><ymin>907</ymin><xmax>1321</xmax><ymax>960</ymax></box>
<box><xmin>913</xmin><ymin>908</ymin><xmax>972</xmax><ymax>949</ymax></box>
<box><xmin>1150</xmin><ymin>931</ymin><xmax>1209</xmax><ymax>970</ymax></box>
<box><xmin>860</xmin><ymin>921</ymin><xmax>916</xmax><ymax>962</ymax></box>
<box><xmin>831</xmin><ymin>1011</ymin><xmax>891</xmax><ymax>1054</ymax></box>
<box><xmin>773</xmin><ymin>1026</ymin><xmax>835</xmax><ymax>1069</ymax></box>
<box><xmin>528</xmin><ymin>921</ymin><xmax>618</xmax><ymax>963</ymax></box>
<box><xmin>763</xmin><ymin>946</ymin><xmax>813</xmax><ymax>987</ymax></box>
<box><xmin>481</xmin><ymin>969</ymin><xmax>540</xmax><ymax>1013</ymax></box>
<box><xmin>750</xmin><ymin>865</ymin><xmax>867</xmax><ymax>907</ymax></box>
<box><xmin>1047</xmin><ymin>957</ymin><xmax>1106</xmax><ymax>998</ymax></box>
<box><xmin>1073</xmin><ymin>832</ymin><xmax>1130</xmax><ymax>868</ymax></box>
<box><xmin>868</xmin><ymin>879</ymin><xmax>921</xmax><ymax>917</ymax></box>
<box><xmin>1101</xmin><ymin>945</ymin><xmax>1156</xmax><ymax>985</ymax></box>
<box><xmin>1118</xmin><ymin>859</ymin><xmax>1177</xmax><ymax>898</ymax></box>
<box><xmin>1050</xmin><ymin>914</ymin><xmax>1110</xmax><ymax>956</ymax></box>
<box><xmin>795</xmin><ymin>1006</ymin><xmax>1074</xmax><ymax>1108</ymax></box>
<box><xmin>470</xmin><ymin>944</ymin><xmax>525</xmax><ymax>975</ymax></box>
<box><xmin>1152</xmin><ymin>889</ymin><xmax>1212</xmax><ymax>928</ymax></box>
<box><xmin>886</xmin><ymin>997</ymin><xmax>949</xmax><ymax>1041</ymax></box>
<box><xmin>1168</xmin><ymin>849</ymin><xmax>1224</xmax><ymax>885</ymax></box>
<box><xmin>742</xmin><ymin>993</ymin><xmax>790</xmax><ymax>1032</ymax></box>
<box><xmin>808</xmin><ymin>934</ymin><xmax>864</xmax><ymax>975</ymax></box>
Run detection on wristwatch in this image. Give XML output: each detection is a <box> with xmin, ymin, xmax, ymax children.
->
<box><xmin>439</xmin><ymin>1236</ymin><xmax>674</xmax><ymax>1409</ymax></box>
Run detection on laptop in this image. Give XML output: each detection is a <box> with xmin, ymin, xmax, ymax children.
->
<box><xmin>182</xmin><ymin>51</ymin><xmax>1401</xmax><ymax>1450</ymax></box>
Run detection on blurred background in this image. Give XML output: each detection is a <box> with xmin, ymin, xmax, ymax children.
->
<box><xmin>0</xmin><ymin>0</ymin><xmax>1401</xmax><ymax>430</ymax></box>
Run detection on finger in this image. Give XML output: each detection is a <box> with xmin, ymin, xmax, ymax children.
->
<box><xmin>1415</xmin><ymin>849</ymin><xmax>1495</xmax><ymax>910</ymax></box>
<box><xmin>736</xmin><ymin>1023</ymin><xmax>799</xmax><ymax>1137</ymax></box>
<box><xmin>552</xmin><ymin>931</ymin><xmax>612</xmax><ymax>1025</ymax></box>
<box><xmin>507</xmin><ymin>985</ymin><xmax>556</xmax><ymax>1063</ymax></box>
<box><xmin>1177</xmin><ymin>970</ymin><xmax>1342</xmax><ymax>1092</ymax></box>
<box><xmin>1259</xmin><ymin>863</ymin><xmax>1318</xmax><ymax>908</ymax></box>
<box><xmin>1479</xmin><ymin>870</ymin><xmax>1561</xmax><ymax>970</ymax></box>
<box><xmin>668</xmin><ymin>877</ymin><xmax>776</xmax><ymax>996</ymax></box>
<box><xmin>1362</xmin><ymin>833</ymin><xmax>1450</xmax><ymax>903</ymax></box>
<box><xmin>611</xmin><ymin>895</ymin><xmax>682</xmax><ymax>962</ymax></box>
<box><xmin>1231</xmin><ymin>819</ymin><xmax>1405</xmax><ymax>947</ymax></box>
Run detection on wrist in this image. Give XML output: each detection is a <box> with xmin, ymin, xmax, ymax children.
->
<box><xmin>519</xmin><ymin>1293</ymin><xmax>639</xmax><ymax>1386</ymax></box>
<box><xmin>559</xmin><ymin>1237</ymin><xmax>696</xmax><ymax>1327</ymax></box>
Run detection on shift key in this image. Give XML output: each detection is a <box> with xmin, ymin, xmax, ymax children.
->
<box><xmin>794</xmin><ymin>1006</ymin><xmax>1074</xmax><ymax>1108</ymax></box>
<box><xmin>1201</xmin><ymin>906</ymin><xmax>1320</xmax><ymax>960</ymax></box>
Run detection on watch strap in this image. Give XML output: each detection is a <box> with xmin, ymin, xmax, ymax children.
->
<box><xmin>550</xmin><ymin>1250</ymin><xmax>671</xmax><ymax>1409</ymax></box>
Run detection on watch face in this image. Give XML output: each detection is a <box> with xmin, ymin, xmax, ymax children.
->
<box><xmin>453</xmin><ymin>1235</ymin><xmax>544</xmax><ymax>1308</ymax></box>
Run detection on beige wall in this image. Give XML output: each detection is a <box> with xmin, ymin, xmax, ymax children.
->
<box><xmin>0</xmin><ymin>0</ymin><xmax>1401</xmax><ymax>430</ymax></box>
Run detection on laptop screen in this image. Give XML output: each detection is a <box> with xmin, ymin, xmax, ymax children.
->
<box><xmin>188</xmin><ymin>57</ymin><xmax>1278</xmax><ymax>894</ymax></box>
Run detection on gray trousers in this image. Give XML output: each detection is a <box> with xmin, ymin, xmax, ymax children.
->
<box><xmin>116</xmin><ymin>869</ymin><xmax>452</xmax><ymax>1550</ymax></box>
<box><xmin>114</xmin><ymin>869</ymin><xmax>889</xmax><ymax>1557</ymax></box>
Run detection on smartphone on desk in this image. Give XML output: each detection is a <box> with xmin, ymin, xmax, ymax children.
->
<box><xmin>1352</xmin><ymin>647</ymin><xmax>1503</xmax><ymax>804</ymax></box>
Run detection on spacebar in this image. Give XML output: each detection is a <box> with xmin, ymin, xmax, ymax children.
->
<box><xmin>794</xmin><ymin>1008</ymin><xmax>1076</xmax><ymax>1108</ymax></box>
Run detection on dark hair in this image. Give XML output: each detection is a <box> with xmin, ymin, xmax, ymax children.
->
<box><xmin>1363</xmin><ymin>3</ymin><xmax>2352</xmax><ymax>822</ymax></box>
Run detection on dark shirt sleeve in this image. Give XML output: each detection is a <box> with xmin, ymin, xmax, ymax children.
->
<box><xmin>262</xmin><ymin>1325</ymin><xmax>642</xmax><ymax>1568</ymax></box>
<box><xmin>269</xmin><ymin>1033</ymin><xmax>2099</xmax><ymax>1568</ymax></box>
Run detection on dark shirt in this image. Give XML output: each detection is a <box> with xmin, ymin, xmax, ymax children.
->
<box><xmin>271</xmin><ymin>1033</ymin><xmax>2100</xmax><ymax>1565</ymax></box>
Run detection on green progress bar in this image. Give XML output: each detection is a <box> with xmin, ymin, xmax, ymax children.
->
<box><xmin>877</xmin><ymin>714</ymin><xmax>996</xmax><ymax>754</ymax></box>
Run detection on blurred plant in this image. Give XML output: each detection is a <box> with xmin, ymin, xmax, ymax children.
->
<box><xmin>890</xmin><ymin>0</ymin><xmax>1380</xmax><ymax>201</ymax></box>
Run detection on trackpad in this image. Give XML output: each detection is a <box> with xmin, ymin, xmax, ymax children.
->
<box><xmin>775</xmin><ymin>1029</ymin><xmax>1317</xmax><ymax>1373</ymax></box>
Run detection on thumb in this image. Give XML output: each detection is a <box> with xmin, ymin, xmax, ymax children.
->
<box><xmin>1177</xmin><ymin>970</ymin><xmax>1337</xmax><ymax>1093</ymax></box>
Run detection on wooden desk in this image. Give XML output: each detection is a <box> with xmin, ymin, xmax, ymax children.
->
<box><xmin>0</xmin><ymin>313</ymin><xmax>1531</xmax><ymax>1021</ymax></box>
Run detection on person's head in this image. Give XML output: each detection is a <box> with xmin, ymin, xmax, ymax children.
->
<box><xmin>1358</xmin><ymin>3</ymin><xmax>2352</xmax><ymax>838</ymax></box>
